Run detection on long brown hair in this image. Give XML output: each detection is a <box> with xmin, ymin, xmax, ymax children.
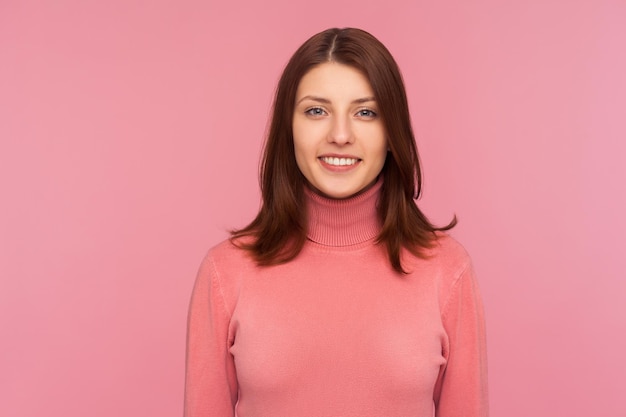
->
<box><xmin>231</xmin><ymin>27</ymin><xmax>455</xmax><ymax>273</ymax></box>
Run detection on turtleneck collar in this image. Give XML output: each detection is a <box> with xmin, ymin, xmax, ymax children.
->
<box><xmin>304</xmin><ymin>177</ymin><xmax>383</xmax><ymax>247</ymax></box>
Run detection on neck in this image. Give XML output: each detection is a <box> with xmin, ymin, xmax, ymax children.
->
<box><xmin>305</xmin><ymin>178</ymin><xmax>383</xmax><ymax>247</ymax></box>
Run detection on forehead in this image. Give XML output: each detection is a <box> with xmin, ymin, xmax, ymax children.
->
<box><xmin>295</xmin><ymin>62</ymin><xmax>374</xmax><ymax>100</ymax></box>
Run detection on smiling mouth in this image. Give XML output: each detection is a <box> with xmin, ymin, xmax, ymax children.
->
<box><xmin>319</xmin><ymin>156</ymin><xmax>360</xmax><ymax>166</ymax></box>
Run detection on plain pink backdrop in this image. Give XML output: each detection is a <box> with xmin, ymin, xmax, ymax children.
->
<box><xmin>1</xmin><ymin>0</ymin><xmax>625</xmax><ymax>416</ymax></box>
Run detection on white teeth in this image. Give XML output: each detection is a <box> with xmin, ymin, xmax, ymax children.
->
<box><xmin>321</xmin><ymin>157</ymin><xmax>359</xmax><ymax>166</ymax></box>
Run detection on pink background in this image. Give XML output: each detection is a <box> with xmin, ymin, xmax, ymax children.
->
<box><xmin>1</xmin><ymin>0</ymin><xmax>625</xmax><ymax>416</ymax></box>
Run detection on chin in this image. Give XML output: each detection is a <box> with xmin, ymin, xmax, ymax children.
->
<box><xmin>317</xmin><ymin>185</ymin><xmax>363</xmax><ymax>200</ymax></box>
<box><xmin>307</xmin><ymin>174</ymin><xmax>375</xmax><ymax>199</ymax></box>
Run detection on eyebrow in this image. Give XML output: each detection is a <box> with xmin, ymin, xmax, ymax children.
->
<box><xmin>296</xmin><ymin>95</ymin><xmax>377</xmax><ymax>105</ymax></box>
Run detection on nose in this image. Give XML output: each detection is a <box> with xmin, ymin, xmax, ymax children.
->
<box><xmin>328</xmin><ymin>114</ymin><xmax>353</xmax><ymax>145</ymax></box>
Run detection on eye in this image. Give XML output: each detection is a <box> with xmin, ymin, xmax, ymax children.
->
<box><xmin>356</xmin><ymin>108</ymin><xmax>377</xmax><ymax>118</ymax></box>
<box><xmin>304</xmin><ymin>107</ymin><xmax>327</xmax><ymax>117</ymax></box>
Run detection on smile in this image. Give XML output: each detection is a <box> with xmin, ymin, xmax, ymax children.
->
<box><xmin>319</xmin><ymin>156</ymin><xmax>360</xmax><ymax>166</ymax></box>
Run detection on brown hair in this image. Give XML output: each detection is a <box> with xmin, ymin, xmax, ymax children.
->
<box><xmin>231</xmin><ymin>27</ymin><xmax>455</xmax><ymax>273</ymax></box>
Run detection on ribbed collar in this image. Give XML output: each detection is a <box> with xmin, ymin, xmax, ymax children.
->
<box><xmin>305</xmin><ymin>178</ymin><xmax>383</xmax><ymax>247</ymax></box>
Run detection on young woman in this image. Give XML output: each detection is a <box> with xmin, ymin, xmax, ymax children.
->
<box><xmin>185</xmin><ymin>28</ymin><xmax>488</xmax><ymax>417</ymax></box>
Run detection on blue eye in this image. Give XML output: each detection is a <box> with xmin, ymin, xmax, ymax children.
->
<box><xmin>305</xmin><ymin>107</ymin><xmax>326</xmax><ymax>116</ymax></box>
<box><xmin>357</xmin><ymin>109</ymin><xmax>377</xmax><ymax>118</ymax></box>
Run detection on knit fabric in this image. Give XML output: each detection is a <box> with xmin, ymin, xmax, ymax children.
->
<box><xmin>184</xmin><ymin>180</ymin><xmax>489</xmax><ymax>417</ymax></box>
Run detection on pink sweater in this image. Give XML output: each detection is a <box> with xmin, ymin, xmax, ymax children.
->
<box><xmin>184</xmin><ymin>180</ymin><xmax>488</xmax><ymax>416</ymax></box>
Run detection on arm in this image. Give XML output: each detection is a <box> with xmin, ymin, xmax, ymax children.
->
<box><xmin>434</xmin><ymin>264</ymin><xmax>489</xmax><ymax>417</ymax></box>
<box><xmin>184</xmin><ymin>256</ymin><xmax>238</xmax><ymax>416</ymax></box>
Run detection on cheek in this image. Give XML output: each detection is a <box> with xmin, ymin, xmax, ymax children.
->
<box><xmin>372</xmin><ymin>143</ymin><xmax>389</xmax><ymax>175</ymax></box>
<box><xmin>292</xmin><ymin>121</ymin><xmax>319</xmax><ymax>163</ymax></box>
<box><xmin>293</xmin><ymin>148</ymin><xmax>307</xmax><ymax>174</ymax></box>
<box><xmin>292</xmin><ymin>119</ymin><xmax>309</xmax><ymax>153</ymax></box>
<box><xmin>370</xmin><ymin>128</ymin><xmax>388</xmax><ymax>165</ymax></box>
<box><xmin>374</xmin><ymin>149</ymin><xmax>389</xmax><ymax>174</ymax></box>
<box><xmin>292</xmin><ymin>136</ymin><xmax>312</xmax><ymax>177</ymax></box>
<box><xmin>292</xmin><ymin>132</ymin><xmax>307</xmax><ymax>156</ymax></box>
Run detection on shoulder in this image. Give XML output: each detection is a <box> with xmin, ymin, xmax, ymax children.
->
<box><xmin>205</xmin><ymin>237</ymin><xmax>248</xmax><ymax>261</ymax></box>
<box><xmin>404</xmin><ymin>232</ymin><xmax>475</xmax><ymax>305</ymax></box>
<box><xmin>195</xmin><ymin>238</ymin><xmax>257</xmax><ymax>312</ymax></box>
<box><xmin>200</xmin><ymin>237</ymin><xmax>258</xmax><ymax>278</ymax></box>
<box><xmin>420</xmin><ymin>232</ymin><xmax>473</xmax><ymax>276</ymax></box>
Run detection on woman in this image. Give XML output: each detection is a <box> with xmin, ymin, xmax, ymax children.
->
<box><xmin>185</xmin><ymin>28</ymin><xmax>488</xmax><ymax>416</ymax></box>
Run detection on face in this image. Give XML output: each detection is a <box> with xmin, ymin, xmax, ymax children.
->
<box><xmin>292</xmin><ymin>62</ymin><xmax>388</xmax><ymax>199</ymax></box>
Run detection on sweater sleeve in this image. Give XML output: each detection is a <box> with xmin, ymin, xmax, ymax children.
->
<box><xmin>434</xmin><ymin>263</ymin><xmax>489</xmax><ymax>417</ymax></box>
<box><xmin>184</xmin><ymin>255</ymin><xmax>238</xmax><ymax>416</ymax></box>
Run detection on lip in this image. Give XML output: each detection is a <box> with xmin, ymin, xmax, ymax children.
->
<box><xmin>317</xmin><ymin>154</ymin><xmax>362</xmax><ymax>172</ymax></box>
<box><xmin>319</xmin><ymin>153</ymin><xmax>361</xmax><ymax>159</ymax></box>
